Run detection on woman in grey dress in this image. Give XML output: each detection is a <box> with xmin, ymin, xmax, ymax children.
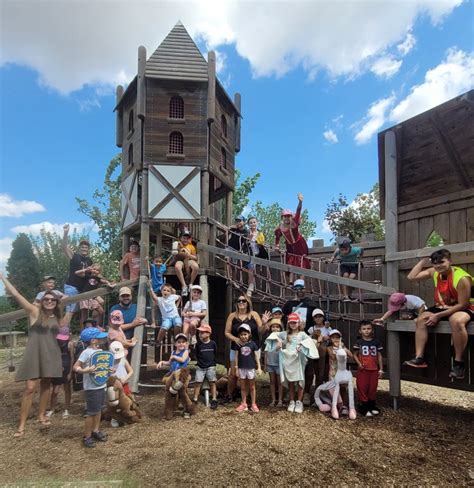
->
<box><xmin>0</xmin><ymin>272</ymin><xmax>63</xmax><ymax>437</ymax></box>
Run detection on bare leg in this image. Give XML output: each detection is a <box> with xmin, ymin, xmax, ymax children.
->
<box><xmin>84</xmin><ymin>416</ymin><xmax>95</xmax><ymax>438</ymax></box>
<box><xmin>415</xmin><ymin>313</ymin><xmax>430</xmax><ymax>358</ymax></box>
<box><xmin>182</xmin><ymin>320</ymin><xmax>190</xmax><ymax>338</ymax></box>
<box><xmin>449</xmin><ymin>313</ymin><xmax>469</xmax><ymax>361</ymax></box>
<box><xmin>210</xmin><ymin>382</ymin><xmax>217</xmax><ymax>401</ymax></box>
<box><xmin>92</xmin><ymin>412</ymin><xmax>101</xmax><ymax>432</ymax></box>
<box><xmin>269</xmin><ymin>372</ymin><xmax>276</xmax><ymax>402</ymax></box>
<box><xmin>193</xmin><ymin>382</ymin><xmax>202</xmax><ymax>401</ymax></box>
<box><xmin>16</xmin><ymin>379</ymin><xmax>38</xmax><ymax>434</ymax></box>
<box><xmin>297</xmin><ymin>385</ymin><xmax>304</xmax><ymax>402</ymax></box>
<box><xmin>80</xmin><ymin>308</ymin><xmax>88</xmax><ymax>329</ymax></box>
<box><xmin>288</xmin><ymin>382</ymin><xmax>295</xmax><ymax>402</ymax></box>
<box><xmin>48</xmin><ymin>384</ymin><xmax>60</xmax><ymax>412</ymax></box>
<box><xmin>175</xmin><ymin>262</ymin><xmax>186</xmax><ymax>289</ymax></box>
<box><xmin>227</xmin><ymin>371</ymin><xmax>237</xmax><ymax>397</ymax></box>
<box><xmin>342</xmin><ymin>272</ymin><xmax>350</xmax><ymax>297</ymax></box>
<box><xmin>249</xmin><ymin>379</ymin><xmax>256</xmax><ymax>405</ymax></box>
<box><xmin>189</xmin><ymin>261</ymin><xmax>199</xmax><ymax>286</ymax></box>
<box><xmin>157</xmin><ymin>328</ymin><xmax>167</xmax><ymax>344</ymax></box>
<box><xmin>240</xmin><ymin>379</ymin><xmax>248</xmax><ymax>405</ymax></box>
<box><xmin>38</xmin><ymin>378</ymin><xmax>52</xmax><ymax>422</ymax></box>
<box><xmin>64</xmin><ymin>381</ymin><xmax>72</xmax><ymax>411</ymax></box>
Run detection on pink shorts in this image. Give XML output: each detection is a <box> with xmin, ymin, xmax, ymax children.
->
<box><xmin>238</xmin><ymin>368</ymin><xmax>255</xmax><ymax>380</ymax></box>
<box><xmin>79</xmin><ymin>296</ymin><xmax>104</xmax><ymax>310</ymax></box>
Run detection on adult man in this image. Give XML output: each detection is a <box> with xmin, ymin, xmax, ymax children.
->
<box><xmin>405</xmin><ymin>249</ymin><xmax>473</xmax><ymax>379</ymax></box>
<box><xmin>174</xmin><ymin>231</ymin><xmax>199</xmax><ymax>297</ymax></box>
<box><xmin>62</xmin><ymin>224</ymin><xmax>93</xmax><ymax>325</ymax></box>
<box><xmin>109</xmin><ymin>287</ymin><xmax>147</xmax><ymax>361</ymax></box>
<box><xmin>282</xmin><ymin>279</ymin><xmax>319</xmax><ymax>333</ymax></box>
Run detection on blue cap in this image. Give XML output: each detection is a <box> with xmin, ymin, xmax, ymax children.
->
<box><xmin>80</xmin><ymin>327</ymin><xmax>108</xmax><ymax>343</ymax></box>
<box><xmin>272</xmin><ymin>307</ymin><xmax>283</xmax><ymax>314</ymax></box>
<box><xmin>235</xmin><ymin>215</ymin><xmax>246</xmax><ymax>222</ymax></box>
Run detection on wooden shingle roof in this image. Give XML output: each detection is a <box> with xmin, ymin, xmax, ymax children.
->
<box><xmin>145</xmin><ymin>21</ymin><xmax>208</xmax><ymax>81</ymax></box>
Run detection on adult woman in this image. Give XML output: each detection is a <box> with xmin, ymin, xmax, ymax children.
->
<box><xmin>0</xmin><ymin>272</ymin><xmax>63</xmax><ymax>437</ymax></box>
<box><xmin>223</xmin><ymin>295</ymin><xmax>263</xmax><ymax>402</ymax></box>
<box><xmin>274</xmin><ymin>193</ymin><xmax>310</xmax><ymax>283</ymax></box>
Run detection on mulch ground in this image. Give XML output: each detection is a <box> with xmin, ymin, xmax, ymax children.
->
<box><xmin>0</xmin><ymin>370</ymin><xmax>472</xmax><ymax>487</ymax></box>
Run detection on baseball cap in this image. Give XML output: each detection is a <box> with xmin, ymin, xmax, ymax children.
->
<box><xmin>79</xmin><ymin>239</ymin><xmax>90</xmax><ymax>247</ymax></box>
<box><xmin>110</xmin><ymin>310</ymin><xmax>124</xmax><ymax>325</ymax></box>
<box><xmin>80</xmin><ymin>327</ymin><xmax>108</xmax><ymax>343</ymax></box>
<box><xmin>281</xmin><ymin>209</ymin><xmax>293</xmax><ymax>216</ymax></box>
<box><xmin>337</xmin><ymin>236</ymin><xmax>351</xmax><ymax>248</ymax></box>
<box><xmin>180</xmin><ymin>231</ymin><xmax>192</xmax><ymax>237</ymax></box>
<box><xmin>272</xmin><ymin>306</ymin><xmax>283</xmax><ymax>314</ymax></box>
<box><xmin>109</xmin><ymin>341</ymin><xmax>125</xmax><ymax>359</ymax></box>
<box><xmin>197</xmin><ymin>324</ymin><xmax>212</xmax><ymax>333</ymax></box>
<box><xmin>235</xmin><ymin>215</ymin><xmax>246</xmax><ymax>222</ymax></box>
<box><xmin>238</xmin><ymin>324</ymin><xmax>251</xmax><ymax>334</ymax></box>
<box><xmin>56</xmin><ymin>326</ymin><xmax>70</xmax><ymax>341</ymax></box>
<box><xmin>119</xmin><ymin>287</ymin><xmax>132</xmax><ymax>297</ymax></box>
<box><xmin>174</xmin><ymin>333</ymin><xmax>188</xmax><ymax>342</ymax></box>
<box><xmin>312</xmin><ymin>308</ymin><xmax>325</xmax><ymax>317</ymax></box>
<box><xmin>191</xmin><ymin>285</ymin><xmax>203</xmax><ymax>293</ymax></box>
<box><xmin>293</xmin><ymin>279</ymin><xmax>305</xmax><ymax>289</ymax></box>
<box><xmin>388</xmin><ymin>292</ymin><xmax>407</xmax><ymax>312</ymax></box>
<box><xmin>43</xmin><ymin>275</ymin><xmax>56</xmax><ymax>281</ymax></box>
<box><xmin>287</xmin><ymin>312</ymin><xmax>300</xmax><ymax>323</ymax></box>
<box><xmin>329</xmin><ymin>329</ymin><xmax>342</xmax><ymax>337</ymax></box>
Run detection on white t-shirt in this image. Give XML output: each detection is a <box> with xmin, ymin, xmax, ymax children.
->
<box><xmin>402</xmin><ymin>295</ymin><xmax>426</xmax><ymax>311</ymax></box>
<box><xmin>183</xmin><ymin>299</ymin><xmax>207</xmax><ymax>316</ymax></box>
<box><xmin>78</xmin><ymin>347</ymin><xmax>107</xmax><ymax>391</ymax></box>
<box><xmin>307</xmin><ymin>326</ymin><xmax>331</xmax><ymax>338</ymax></box>
<box><xmin>158</xmin><ymin>294</ymin><xmax>180</xmax><ymax>319</ymax></box>
<box><xmin>114</xmin><ymin>357</ymin><xmax>128</xmax><ymax>383</ymax></box>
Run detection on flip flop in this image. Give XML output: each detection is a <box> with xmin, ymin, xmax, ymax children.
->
<box><xmin>13</xmin><ymin>430</ymin><xmax>25</xmax><ymax>438</ymax></box>
<box><xmin>37</xmin><ymin>419</ymin><xmax>51</xmax><ymax>427</ymax></box>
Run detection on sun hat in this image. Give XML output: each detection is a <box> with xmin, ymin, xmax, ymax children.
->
<box><xmin>388</xmin><ymin>292</ymin><xmax>407</xmax><ymax>312</ymax></box>
<box><xmin>238</xmin><ymin>324</ymin><xmax>251</xmax><ymax>334</ymax></box>
<box><xmin>110</xmin><ymin>310</ymin><xmax>124</xmax><ymax>325</ymax></box>
<box><xmin>119</xmin><ymin>287</ymin><xmax>132</xmax><ymax>297</ymax></box>
<box><xmin>268</xmin><ymin>318</ymin><xmax>283</xmax><ymax>328</ymax></box>
<box><xmin>312</xmin><ymin>308</ymin><xmax>325</xmax><ymax>317</ymax></box>
<box><xmin>287</xmin><ymin>312</ymin><xmax>300</xmax><ymax>323</ymax></box>
<box><xmin>197</xmin><ymin>324</ymin><xmax>212</xmax><ymax>333</ymax></box>
<box><xmin>109</xmin><ymin>341</ymin><xmax>125</xmax><ymax>359</ymax></box>
<box><xmin>80</xmin><ymin>328</ymin><xmax>108</xmax><ymax>343</ymax></box>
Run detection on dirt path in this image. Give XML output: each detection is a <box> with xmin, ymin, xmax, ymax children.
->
<box><xmin>0</xmin><ymin>372</ymin><xmax>472</xmax><ymax>487</ymax></box>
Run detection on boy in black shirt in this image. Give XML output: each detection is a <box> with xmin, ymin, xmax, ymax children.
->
<box><xmin>192</xmin><ymin>324</ymin><xmax>218</xmax><ymax>409</ymax></box>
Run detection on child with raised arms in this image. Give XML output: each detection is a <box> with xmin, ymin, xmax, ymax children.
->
<box><xmin>149</xmin><ymin>283</ymin><xmax>182</xmax><ymax>344</ymax></box>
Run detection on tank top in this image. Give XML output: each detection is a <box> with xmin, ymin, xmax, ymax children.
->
<box><xmin>231</xmin><ymin>314</ymin><xmax>260</xmax><ymax>350</ymax></box>
<box><xmin>434</xmin><ymin>266</ymin><xmax>474</xmax><ymax>311</ymax></box>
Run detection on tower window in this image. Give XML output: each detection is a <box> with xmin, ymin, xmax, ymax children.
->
<box><xmin>169</xmin><ymin>132</ymin><xmax>184</xmax><ymax>154</ymax></box>
<box><xmin>128</xmin><ymin>109</ymin><xmax>134</xmax><ymax>132</ymax></box>
<box><xmin>221</xmin><ymin>114</ymin><xmax>227</xmax><ymax>138</ymax></box>
<box><xmin>128</xmin><ymin>143</ymin><xmax>133</xmax><ymax>165</ymax></box>
<box><xmin>169</xmin><ymin>96</ymin><xmax>184</xmax><ymax>119</ymax></box>
<box><xmin>220</xmin><ymin>147</ymin><xmax>227</xmax><ymax>169</ymax></box>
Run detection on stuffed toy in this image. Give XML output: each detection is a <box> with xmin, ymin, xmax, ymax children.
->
<box><xmin>105</xmin><ymin>376</ymin><xmax>143</xmax><ymax>425</ymax></box>
<box><xmin>314</xmin><ymin>344</ymin><xmax>357</xmax><ymax>420</ymax></box>
<box><xmin>163</xmin><ymin>368</ymin><xmax>196</xmax><ymax>420</ymax></box>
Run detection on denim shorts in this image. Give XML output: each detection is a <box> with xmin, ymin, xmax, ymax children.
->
<box><xmin>195</xmin><ymin>366</ymin><xmax>217</xmax><ymax>383</ymax></box>
<box><xmin>64</xmin><ymin>284</ymin><xmax>79</xmax><ymax>313</ymax></box>
<box><xmin>161</xmin><ymin>316</ymin><xmax>183</xmax><ymax>331</ymax></box>
<box><xmin>85</xmin><ymin>387</ymin><xmax>106</xmax><ymax>416</ymax></box>
<box><xmin>266</xmin><ymin>364</ymin><xmax>280</xmax><ymax>374</ymax></box>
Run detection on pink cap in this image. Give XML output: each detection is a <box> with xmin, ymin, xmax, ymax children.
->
<box><xmin>281</xmin><ymin>209</ymin><xmax>293</xmax><ymax>217</ymax></box>
<box><xmin>388</xmin><ymin>292</ymin><xmax>406</xmax><ymax>312</ymax></box>
<box><xmin>197</xmin><ymin>324</ymin><xmax>212</xmax><ymax>333</ymax></box>
<box><xmin>56</xmin><ymin>334</ymin><xmax>70</xmax><ymax>341</ymax></box>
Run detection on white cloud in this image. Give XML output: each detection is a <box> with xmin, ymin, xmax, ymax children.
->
<box><xmin>354</xmin><ymin>95</ymin><xmax>395</xmax><ymax>145</ymax></box>
<box><xmin>11</xmin><ymin>221</ymin><xmax>99</xmax><ymax>235</ymax></box>
<box><xmin>397</xmin><ymin>33</ymin><xmax>417</xmax><ymax>56</ymax></box>
<box><xmin>0</xmin><ymin>237</ymin><xmax>14</xmax><ymax>268</ymax></box>
<box><xmin>321</xmin><ymin>219</ymin><xmax>332</xmax><ymax>234</ymax></box>
<box><xmin>323</xmin><ymin>129</ymin><xmax>338</xmax><ymax>144</ymax></box>
<box><xmin>213</xmin><ymin>49</ymin><xmax>227</xmax><ymax>74</ymax></box>
<box><xmin>0</xmin><ymin>1</ymin><xmax>463</xmax><ymax>94</ymax></box>
<box><xmin>370</xmin><ymin>56</ymin><xmax>403</xmax><ymax>79</ymax></box>
<box><xmin>0</xmin><ymin>194</ymin><xmax>45</xmax><ymax>217</ymax></box>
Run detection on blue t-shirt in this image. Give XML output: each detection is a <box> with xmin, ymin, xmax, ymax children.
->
<box><xmin>110</xmin><ymin>303</ymin><xmax>137</xmax><ymax>340</ymax></box>
<box><xmin>169</xmin><ymin>349</ymin><xmax>190</xmax><ymax>373</ymax></box>
<box><xmin>236</xmin><ymin>340</ymin><xmax>258</xmax><ymax>370</ymax></box>
<box><xmin>335</xmin><ymin>246</ymin><xmax>362</xmax><ymax>264</ymax></box>
<box><xmin>150</xmin><ymin>263</ymin><xmax>167</xmax><ymax>292</ymax></box>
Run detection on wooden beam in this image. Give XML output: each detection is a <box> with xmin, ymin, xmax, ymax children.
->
<box><xmin>398</xmin><ymin>188</ymin><xmax>474</xmax><ymax>215</ymax></box>
<box><xmin>198</xmin><ymin>242</ymin><xmax>396</xmax><ymax>295</ymax></box>
<box><xmin>387</xmin><ymin>320</ymin><xmax>474</xmax><ymax>334</ymax></box>
<box><xmin>430</xmin><ymin>112</ymin><xmax>472</xmax><ymax>188</ymax></box>
<box><xmin>385</xmin><ymin>240</ymin><xmax>474</xmax><ymax>262</ymax></box>
<box><xmin>207</xmin><ymin>51</ymin><xmax>216</xmax><ymax>123</ymax></box>
<box><xmin>398</xmin><ymin>197</ymin><xmax>474</xmax><ymax>223</ymax></box>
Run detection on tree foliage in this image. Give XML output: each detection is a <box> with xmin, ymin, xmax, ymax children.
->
<box><xmin>6</xmin><ymin>233</ymin><xmax>41</xmax><ymax>301</ymax></box>
<box><xmin>232</xmin><ymin>169</ymin><xmax>261</xmax><ymax>219</ymax></box>
<box><xmin>324</xmin><ymin>183</ymin><xmax>384</xmax><ymax>243</ymax></box>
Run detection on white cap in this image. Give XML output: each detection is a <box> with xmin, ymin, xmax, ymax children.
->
<box><xmin>191</xmin><ymin>285</ymin><xmax>203</xmax><ymax>292</ymax></box>
<box><xmin>238</xmin><ymin>324</ymin><xmax>251</xmax><ymax>334</ymax></box>
<box><xmin>293</xmin><ymin>279</ymin><xmax>305</xmax><ymax>289</ymax></box>
<box><xmin>312</xmin><ymin>308</ymin><xmax>325</xmax><ymax>317</ymax></box>
<box><xmin>110</xmin><ymin>341</ymin><xmax>125</xmax><ymax>359</ymax></box>
<box><xmin>329</xmin><ymin>329</ymin><xmax>341</xmax><ymax>337</ymax></box>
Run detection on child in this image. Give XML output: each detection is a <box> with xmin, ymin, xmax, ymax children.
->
<box><xmin>156</xmin><ymin>333</ymin><xmax>190</xmax><ymax>375</ymax></box>
<box><xmin>265</xmin><ymin>318</ymin><xmax>284</xmax><ymax>407</ymax></box>
<box><xmin>235</xmin><ymin>324</ymin><xmax>262</xmax><ymax>413</ymax></box>
<box><xmin>150</xmin><ymin>283</ymin><xmax>182</xmax><ymax>344</ymax></box>
<box><xmin>307</xmin><ymin>309</ymin><xmax>331</xmax><ymax>390</ymax></box>
<box><xmin>120</xmin><ymin>241</ymin><xmax>140</xmax><ymax>281</ymax></box>
<box><xmin>109</xmin><ymin>341</ymin><xmax>133</xmax><ymax>427</ymax></box>
<box><xmin>46</xmin><ymin>326</ymin><xmax>74</xmax><ymax>419</ymax></box>
<box><xmin>265</xmin><ymin>312</ymin><xmax>318</xmax><ymax>414</ymax></box>
<box><xmin>72</xmin><ymin>327</ymin><xmax>110</xmax><ymax>448</ymax></box>
<box><xmin>374</xmin><ymin>292</ymin><xmax>426</xmax><ymax>326</ymax></box>
<box><xmin>35</xmin><ymin>275</ymin><xmax>65</xmax><ymax>303</ymax></box>
<box><xmin>149</xmin><ymin>256</ymin><xmax>167</xmax><ymax>294</ymax></box>
<box><xmin>108</xmin><ymin>310</ymin><xmax>137</xmax><ymax>354</ymax></box>
<box><xmin>192</xmin><ymin>324</ymin><xmax>218</xmax><ymax>409</ymax></box>
<box><xmin>353</xmin><ymin>320</ymin><xmax>383</xmax><ymax>417</ymax></box>
<box><xmin>182</xmin><ymin>285</ymin><xmax>207</xmax><ymax>344</ymax></box>
<box><xmin>330</xmin><ymin>237</ymin><xmax>363</xmax><ymax>302</ymax></box>
<box><xmin>174</xmin><ymin>231</ymin><xmax>199</xmax><ymax>297</ymax></box>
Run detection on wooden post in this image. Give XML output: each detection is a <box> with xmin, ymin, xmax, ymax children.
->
<box><xmin>234</xmin><ymin>93</ymin><xmax>241</xmax><ymax>153</ymax></box>
<box><xmin>155</xmin><ymin>223</ymin><xmax>162</xmax><ymax>258</ymax></box>
<box><xmin>115</xmin><ymin>85</ymin><xmax>124</xmax><ymax>148</ymax></box>
<box><xmin>200</xmin><ymin>170</ymin><xmax>210</xmax><ymax>269</ymax></box>
<box><xmin>384</xmin><ymin>129</ymin><xmax>401</xmax><ymax>409</ymax></box>
<box><xmin>137</xmin><ymin>46</ymin><xmax>146</xmax><ymax>120</ymax></box>
<box><xmin>199</xmin><ymin>274</ymin><xmax>209</xmax><ymax>322</ymax></box>
<box><xmin>207</xmin><ymin>51</ymin><xmax>216</xmax><ymax>123</ymax></box>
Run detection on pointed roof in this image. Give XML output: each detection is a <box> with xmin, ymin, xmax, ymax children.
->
<box><xmin>145</xmin><ymin>21</ymin><xmax>208</xmax><ymax>81</ymax></box>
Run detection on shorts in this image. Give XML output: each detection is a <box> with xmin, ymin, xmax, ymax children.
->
<box><xmin>238</xmin><ymin>368</ymin><xmax>255</xmax><ymax>380</ymax></box>
<box><xmin>266</xmin><ymin>364</ymin><xmax>280</xmax><ymax>374</ymax></box>
<box><xmin>79</xmin><ymin>296</ymin><xmax>104</xmax><ymax>310</ymax></box>
<box><xmin>64</xmin><ymin>284</ymin><xmax>79</xmax><ymax>313</ymax></box>
<box><xmin>161</xmin><ymin>316</ymin><xmax>183</xmax><ymax>330</ymax></box>
<box><xmin>195</xmin><ymin>366</ymin><xmax>217</xmax><ymax>383</ymax></box>
<box><xmin>123</xmin><ymin>383</ymin><xmax>131</xmax><ymax>396</ymax></box>
<box><xmin>340</xmin><ymin>263</ymin><xmax>359</xmax><ymax>276</ymax></box>
<box><xmin>183</xmin><ymin>317</ymin><xmax>202</xmax><ymax>325</ymax></box>
<box><xmin>427</xmin><ymin>306</ymin><xmax>474</xmax><ymax>322</ymax></box>
<box><xmin>85</xmin><ymin>388</ymin><xmax>106</xmax><ymax>416</ymax></box>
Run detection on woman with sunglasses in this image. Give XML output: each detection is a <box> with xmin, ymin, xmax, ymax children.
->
<box><xmin>223</xmin><ymin>295</ymin><xmax>263</xmax><ymax>403</ymax></box>
<box><xmin>0</xmin><ymin>272</ymin><xmax>63</xmax><ymax>437</ymax></box>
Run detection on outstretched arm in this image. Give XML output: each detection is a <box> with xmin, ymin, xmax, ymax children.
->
<box><xmin>62</xmin><ymin>224</ymin><xmax>74</xmax><ymax>260</ymax></box>
<box><xmin>0</xmin><ymin>272</ymin><xmax>37</xmax><ymax>317</ymax></box>
<box><xmin>294</xmin><ymin>193</ymin><xmax>303</xmax><ymax>224</ymax></box>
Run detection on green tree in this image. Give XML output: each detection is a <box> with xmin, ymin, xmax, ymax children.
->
<box><xmin>250</xmin><ymin>200</ymin><xmax>317</xmax><ymax>247</ymax></box>
<box><xmin>324</xmin><ymin>183</ymin><xmax>384</xmax><ymax>243</ymax></box>
<box><xmin>6</xmin><ymin>233</ymin><xmax>41</xmax><ymax>300</ymax></box>
<box><xmin>232</xmin><ymin>169</ymin><xmax>261</xmax><ymax>219</ymax></box>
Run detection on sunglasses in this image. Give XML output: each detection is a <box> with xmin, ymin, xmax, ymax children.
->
<box><xmin>237</xmin><ymin>299</ymin><xmax>247</xmax><ymax>304</ymax></box>
<box><xmin>120</xmin><ymin>294</ymin><xmax>131</xmax><ymax>298</ymax></box>
<box><xmin>42</xmin><ymin>298</ymin><xmax>58</xmax><ymax>303</ymax></box>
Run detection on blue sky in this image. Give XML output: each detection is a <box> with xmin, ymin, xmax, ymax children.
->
<box><xmin>0</xmin><ymin>0</ymin><xmax>473</xmax><ymax>272</ymax></box>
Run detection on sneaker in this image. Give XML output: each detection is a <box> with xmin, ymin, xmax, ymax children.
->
<box><xmin>182</xmin><ymin>286</ymin><xmax>189</xmax><ymax>297</ymax></box>
<box><xmin>269</xmin><ymin>400</ymin><xmax>276</xmax><ymax>407</ymax></box>
<box><xmin>365</xmin><ymin>411</ymin><xmax>374</xmax><ymax>417</ymax></box>
<box><xmin>210</xmin><ymin>399</ymin><xmax>218</xmax><ymax>410</ymax></box>
<box><xmin>277</xmin><ymin>401</ymin><xmax>284</xmax><ymax>408</ymax></box>
<box><xmin>191</xmin><ymin>335</ymin><xmax>197</xmax><ymax>346</ymax></box>
<box><xmin>294</xmin><ymin>401</ymin><xmax>304</xmax><ymax>414</ymax></box>
<box><xmin>221</xmin><ymin>395</ymin><xmax>233</xmax><ymax>405</ymax></box>
<box><xmin>403</xmin><ymin>357</ymin><xmax>428</xmax><ymax>368</ymax></box>
<box><xmin>236</xmin><ymin>403</ymin><xmax>248</xmax><ymax>413</ymax></box>
<box><xmin>83</xmin><ymin>437</ymin><xmax>96</xmax><ymax>448</ymax></box>
<box><xmin>303</xmin><ymin>392</ymin><xmax>311</xmax><ymax>406</ymax></box>
<box><xmin>45</xmin><ymin>410</ymin><xmax>54</xmax><ymax>418</ymax></box>
<box><xmin>341</xmin><ymin>406</ymin><xmax>349</xmax><ymax>416</ymax></box>
<box><xmin>250</xmin><ymin>404</ymin><xmax>260</xmax><ymax>413</ymax></box>
<box><xmin>91</xmin><ymin>431</ymin><xmax>107</xmax><ymax>442</ymax></box>
<box><xmin>287</xmin><ymin>401</ymin><xmax>296</xmax><ymax>413</ymax></box>
<box><xmin>449</xmin><ymin>364</ymin><xmax>465</xmax><ymax>380</ymax></box>
<box><xmin>62</xmin><ymin>410</ymin><xmax>70</xmax><ymax>419</ymax></box>
<box><xmin>183</xmin><ymin>412</ymin><xmax>191</xmax><ymax>419</ymax></box>
<box><xmin>111</xmin><ymin>419</ymin><xmax>120</xmax><ymax>428</ymax></box>
<box><xmin>343</xmin><ymin>296</ymin><xmax>351</xmax><ymax>303</ymax></box>
<box><xmin>371</xmin><ymin>408</ymin><xmax>381</xmax><ymax>416</ymax></box>
<box><xmin>246</xmin><ymin>284</ymin><xmax>255</xmax><ymax>297</ymax></box>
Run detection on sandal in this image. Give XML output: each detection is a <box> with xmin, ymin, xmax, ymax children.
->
<box><xmin>13</xmin><ymin>430</ymin><xmax>25</xmax><ymax>438</ymax></box>
<box><xmin>38</xmin><ymin>419</ymin><xmax>51</xmax><ymax>427</ymax></box>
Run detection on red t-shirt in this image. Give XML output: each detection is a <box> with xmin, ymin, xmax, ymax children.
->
<box><xmin>122</xmin><ymin>252</ymin><xmax>140</xmax><ymax>280</ymax></box>
<box><xmin>353</xmin><ymin>338</ymin><xmax>382</xmax><ymax>370</ymax></box>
